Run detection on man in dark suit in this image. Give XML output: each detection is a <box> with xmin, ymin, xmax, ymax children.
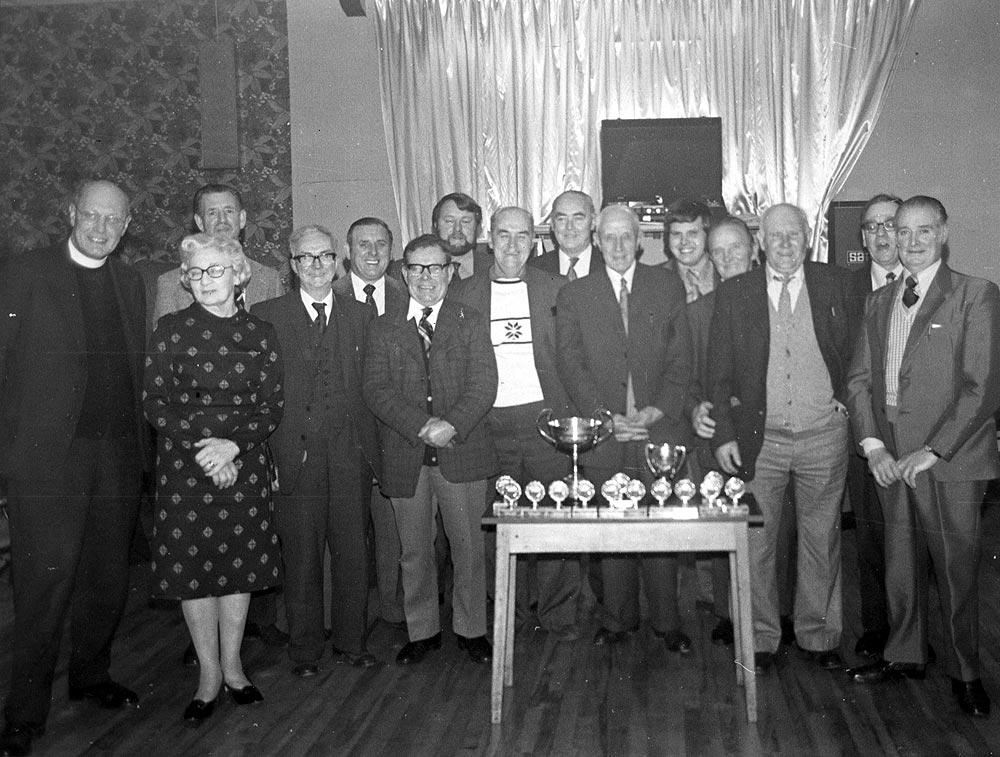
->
<box><xmin>708</xmin><ymin>203</ymin><xmax>862</xmax><ymax>674</ymax></box>
<box><xmin>450</xmin><ymin>206</ymin><xmax>579</xmax><ymax>639</ymax></box>
<box><xmin>363</xmin><ymin>234</ymin><xmax>498</xmax><ymax>665</ymax></box>
<box><xmin>251</xmin><ymin>225</ymin><xmax>381</xmax><ymax>676</ymax></box>
<box><xmin>661</xmin><ymin>198</ymin><xmax>722</xmax><ymax>302</ymax></box>
<box><xmin>845</xmin><ymin>196</ymin><xmax>1000</xmax><ymax>718</ymax></box>
<box><xmin>845</xmin><ymin>193</ymin><xmax>904</xmax><ymax>659</ymax></box>
<box><xmin>0</xmin><ymin>180</ymin><xmax>149</xmax><ymax>756</ymax></box>
<box><xmin>556</xmin><ymin>204</ymin><xmax>693</xmax><ymax>650</ymax></box>
<box><xmin>530</xmin><ymin>190</ymin><xmax>604</xmax><ymax>279</ymax></box>
<box><xmin>333</xmin><ymin>217</ymin><xmax>409</xmax><ymax>631</ymax></box>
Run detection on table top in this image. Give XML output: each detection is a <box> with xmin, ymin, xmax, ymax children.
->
<box><xmin>484</xmin><ymin>495</ymin><xmax>762</xmax><ymax>526</ymax></box>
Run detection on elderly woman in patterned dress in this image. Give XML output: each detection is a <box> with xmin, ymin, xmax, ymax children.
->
<box><xmin>143</xmin><ymin>233</ymin><xmax>284</xmax><ymax>722</ymax></box>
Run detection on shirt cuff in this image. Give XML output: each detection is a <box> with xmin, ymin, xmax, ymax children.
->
<box><xmin>860</xmin><ymin>438</ymin><xmax>886</xmax><ymax>456</ymax></box>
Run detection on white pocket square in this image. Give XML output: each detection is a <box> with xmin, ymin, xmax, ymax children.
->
<box><xmin>930</xmin><ymin>323</ymin><xmax>942</xmax><ymax>329</ymax></box>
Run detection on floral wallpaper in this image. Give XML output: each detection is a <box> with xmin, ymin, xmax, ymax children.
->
<box><xmin>0</xmin><ymin>0</ymin><xmax>291</xmax><ymax>271</ymax></box>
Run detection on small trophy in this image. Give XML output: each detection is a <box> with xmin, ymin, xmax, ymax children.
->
<box><xmin>611</xmin><ymin>472</ymin><xmax>631</xmax><ymax>489</ymax></box>
<box><xmin>495</xmin><ymin>475</ymin><xmax>515</xmax><ymax>498</ymax></box>
<box><xmin>548</xmin><ymin>480</ymin><xmax>570</xmax><ymax>510</ymax></box>
<box><xmin>674</xmin><ymin>478</ymin><xmax>696</xmax><ymax>507</ymax></box>
<box><xmin>600</xmin><ymin>479</ymin><xmax>619</xmax><ymax>509</ymax></box>
<box><xmin>699</xmin><ymin>471</ymin><xmax>724</xmax><ymax>508</ymax></box>
<box><xmin>502</xmin><ymin>480</ymin><xmax>522</xmax><ymax>508</ymax></box>
<box><xmin>644</xmin><ymin>443</ymin><xmax>687</xmax><ymax>505</ymax></box>
<box><xmin>576</xmin><ymin>478</ymin><xmax>596</xmax><ymax>508</ymax></box>
<box><xmin>624</xmin><ymin>479</ymin><xmax>646</xmax><ymax>509</ymax></box>
<box><xmin>724</xmin><ymin>476</ymin><xmax>746</xmax><ymax>506</ymax></box>
<box><xmin>525</xmin><ymin>480</ymin><xmax>546</xmax><ymax>510</ymax></box>
<box><xmin>650</xmin><ymin>478</ymin><xmax>672</xmax><ymax>507</ymax></box>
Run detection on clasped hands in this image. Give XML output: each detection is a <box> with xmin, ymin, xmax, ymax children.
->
<box><xmin>419</xmin><ymin>417</ymin><xmax>457</xmax><ymax>448</ymax></box>
<box><xmin>612</xmin><ymin>406</ymin><xmax>664</xmax><ymax>442</ymax></box>
<box><xmin>867</xmin><ymin>446</ymin><xmax>937</xmax><ymax>489</ymax></box>
<box><xmin>194</xmin><ymin>437</ymin><xmax>240</xmax><ymax>489</ymax></box>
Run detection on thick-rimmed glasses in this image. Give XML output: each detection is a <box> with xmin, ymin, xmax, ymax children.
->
<box><xmin>185</xmin><ymin>264</ymin><xmax>235</xmax><ymax>281</ymax></box>
<box><xmin>404</xmin><ymin>263</ymin><xmax>448</xmax><ymax>277</ymax></box>
<box><xmin>861</xmin><ymin>219</ymin><xmax>897</xmax><ymax>234</ymax></box>
<box><xmin>77</xmin><ymin>210</ymin><xmax>128</xmax><ymax>231</ymax></box>
<box><xmin>292</xmin><ymin>252</ymin><xmax>337</xmax><ymax>267</ymax></box>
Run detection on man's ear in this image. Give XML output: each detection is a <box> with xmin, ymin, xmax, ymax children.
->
<box><xmin>194</xmin><ymin>214</ymin><xmax>206</xmax><ymax>233</ymax></box>
<box><xmin>239</xmin><ymin>209</ymin><xmax>247</xmax><ymax>231</ymax></box>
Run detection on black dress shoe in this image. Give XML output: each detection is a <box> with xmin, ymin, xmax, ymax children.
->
<box><xmin>592</xmin><ymin>627</ymin><xmax>629</xmax><ymax>646</ymax></box>
<box><xmin>182</xmin><ymin>697</ymin><xmax>217</xmax><ymax>723</ymax></box>
<box><xmin>245</xmin><ymin>622</ymin><xmax>289</xmax><ymax>647</ymax></box>
<box><xmin>68</xmin><ymin>680</ymin><xmax>138</xmax><ymax>708</ymax></box>
<box><xmin>754</xmin><ymin>651</ymin><xmax>776</xmax><ymax>674</ymax></box>
<box><xmin>396</xmin><ymin>633</ymin><xmax>442</xmax><ymax>665</ymax></box>
<box><xmin>854</xmin><ymin>629</ymin><xmax>889</xmax><ymax>658</ymax></box>
<box><xmin>181</xmin><ymin>642</ymin><xmax>199</xmax><ymax>668</ymax></box>
<box><xmin>654</xmin><ymin>628</ymin><xmax>692</xmax><ymax>654</ymax></box>
<box><xmin>813</xmin><ymin>650</ymin><xmax>845</xmax><ymax>670</ymax></box>
<box><xmin>291</xmin><ymin>663</ymin><xmax>319</xmax><ymax>678</ymax></box>
<box><xmin>456</xmin><ymin>634</ymin><xmax>492</xmax><ymax>663</ymax></box>
<box><xmin>224</xmin><ymin>682</ymin><xmax>264</xmax><ymax>705</ymax></box>
<box><xmin>331</xmin><ymin>646</ymin><xmax>381</xmax><ymax>669</ymax></box>
<box><xmin>951</xmin><ymin>678</ymin><xmax>991</xmax><ymax>718</ymax></box>
<box><xmin>0</xmin><ymin>723</ymin><xmax>42</xmax><ymax>757</ymax></box>
<box><xmin>779</xmin><ymin>615</ymin><xmax>795</xmax><ymax>646</ymax></box>
<box><xmin>849</xmin><ymin>659</ymin><xmax>926</xmax><ymax>683</ymax></box>
<box><xmin>711</xmin><ymin>618</ymin><xmax>734</xmax><ymax>646</ymax></box>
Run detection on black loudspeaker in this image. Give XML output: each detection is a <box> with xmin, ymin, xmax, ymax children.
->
<box><xmin>199</xmin><ymin>36</ymin><xmax>239</xmax><ymax>170</ymax></box>
<box><xmin>827</xmin><ymin>200</ymin><xmax>868</xmax><ymax>270</ymax></box>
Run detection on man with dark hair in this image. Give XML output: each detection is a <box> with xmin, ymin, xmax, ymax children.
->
<box><xmin>431</xmin><ymin>192</ymin><xmax>493</xmax><ymax>278</ymax></box>
<box><xmin>662</xmin><ymin>198</ymin><xmax>720</xmax><ymax>303</ymax></box>
<box><xmin>530</xmin><ymin>190</ymin><xmax>604</xmax><ymax>279</ymax></box>
<box><xmin>0</xmin><ymin>180</ymin><xmax>149</xmax><ymax>756</ymax></box>
<box><xmin>364</xmin><ymin>234</ymin><xmax>498</xmax><ymax>665</ymax></box>
<box><xmin>846</xmin><ymin>196</ymin><xmax>1000</xmax><ymax>718</ymax></box>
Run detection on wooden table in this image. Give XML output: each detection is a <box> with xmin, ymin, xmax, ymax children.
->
<box><xmin>484</xmin><ymin>501</ymin><xmax>761</xmax><ymax>724</ymax></box>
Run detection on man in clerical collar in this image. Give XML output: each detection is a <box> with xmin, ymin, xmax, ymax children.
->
<box><xmin>530</xmin><ymin>190</ymin><xmax>604</xmax><ymax>280</ymax></box>
<box><xmin>662</xmin><ymin>198</ymin><xmax>720</xmax><ymax>303</ymax></box>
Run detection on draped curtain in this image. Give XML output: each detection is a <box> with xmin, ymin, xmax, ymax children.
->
<box><xmin>369</xmin><ymin>0</ymin><xmax>918</xmax><ymax>258</ymax></box>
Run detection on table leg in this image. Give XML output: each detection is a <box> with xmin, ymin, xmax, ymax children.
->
<box><xmin>734</xmin><ymin>523</ymin><xmax>757</xmax><ymax>722</ymax></box>
<box><xmin>504</xmin><ymin>549</ymin><xmax>516</xmax><ymax>687</ymax></box>
<box><xmin>491</xmin><ymin>526</ymin><xmax>511</xmax><ymax>724</ymax></box>
<box><xmin>729</xmin><ymin>549</ymin><xmax>743</xmax><ymax>686</ymax></box>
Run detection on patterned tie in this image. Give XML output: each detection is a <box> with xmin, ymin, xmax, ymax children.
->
<box><xmin>363</xmin><ymin>283</ymin><xmax>378</xmax><ymax>316</ymax></box>
<box><xmin>685</xmin><ymin>268</ymin><xmax>699</xmax><ymax>303</ymax></box>
<box><xmin>312</xmin><ymin>302</ymin><xmax>326</xmax><ymax>347</ymax></box>
<box><xmin>417</xmin><ymin>306</ymin><xmax>434</xmax><ymax>352</ymax></box>
<box><xmin>902</xmin><ymin>275</ymin><xmax>919</xmax><ymax>308</ymax></box>
<box><xmin>567</xmin><ymin>257</ymin><xmax>579</xmax><ymax>282</ymax></box>
<box><xmin>775</xmin><ymin>275</ymin><xmax>792</xmax><ymax>322</ymax></box>
<box><xmin>618</xmin><ymin>276</ymin><xmax>629</xmax><ymax>335</ymax></box>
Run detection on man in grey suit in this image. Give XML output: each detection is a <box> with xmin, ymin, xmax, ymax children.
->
<box><xmin>333</xmin><ymin>217</ymin><xmax>408</xmax><ymax>630</ymax></box>
<box><xmin>845</xmin><ymin>196</ymin><xmax>1000</xmax><ymax>718</ymax></box>
<box><xmin>363</xmin><ymin>234</ymin><xmax>498</xmax><ymax>666</ymax></box>
<box><xmin>153</xmin><ymin>184</ymin><xmax>283</xmax><ymax>327</ymax></box>
<box><xmin>530</xmin><ymin>190</ymin><xmax>604</xmax><ymax>279</ymax></box>
<box><xmin>450</xmin><ymin>207</ymin><xmax>579</xmax><ymax>640</ymax></box>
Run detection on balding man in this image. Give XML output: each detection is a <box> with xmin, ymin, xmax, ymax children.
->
<box><xmin>707</xmin><ymin>203</ymin><xmax>862</xmax><ymax>674</ymax></box>
<box><xmin>530</xmin><ymin>190</ymin><xmax>605</xmax><ymax>280</ymax></box>
<box><xmin>0</xmin><ymin>180</ymin><xmax>149</xmax><ymax>756</ymax></box>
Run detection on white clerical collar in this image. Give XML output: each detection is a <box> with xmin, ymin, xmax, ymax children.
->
<box><xmin>407</xmin><ymin>297</ymin><xmax>443</xmax><ymax>327</ymax></box>
<box><xmin>299</xmin><ymin>288</ymin><xmax>333</xmax><ymax>322</ymax></box>
<box><xmin>605</xmin><ymin>261</ymin><xmax>636</xmax><ymax>290</ymax></box>
<box><xmin>67</xmin><ymin>239</ymin><xmax>107</xmax><ymax>269</ymax></box>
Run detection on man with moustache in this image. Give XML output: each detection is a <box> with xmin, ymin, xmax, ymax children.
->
<box><xmin>333</xmin><ymin>217</ymin><xmax>408</xmax><ymax>629</ymax></box>
<box><xmin>529</xmin><ymin>190</ymin><xmax>604</xmax><ymax>280</ymax></box>
<box><xmin>846</xmin><ymin>196</ymin><xmax>1000</xmax><ymax>718</ymax></box>
<box><xmin>364</xmin><ymin>234</ymin><xmax>498</xmax><ymax>665</ymax></box>
<box><xmin>846</xmin><ymin>193</ymin><xmax>904</xmax><ymax>660</ymax></box>
<box><xmin>662</xmin><ymin>198</ymin><xmax>721</xmax><ymax>303</ymax></box>
<box><xmin>556</xmin><ymin>205</ymin><xmax>693</xmax><ymax>650</ymax></box>
<box><xmin>450</xmin><ymin>207</ymin><xmax>579</xmax><ymax>639</ymax></box>
<box><xmin>0</xmin><ymin>180</ymin><xmax>148</xmax><ymax>756</ymax></box>
<box><xmin>707</xmin><ymin>203</ymin><xmax>862</xmax><ymax>674</ymax></box>
<box><xmin>251</xmin><ymin>225</ymin><xmax>382</xmax><ymax>675</ymax></box>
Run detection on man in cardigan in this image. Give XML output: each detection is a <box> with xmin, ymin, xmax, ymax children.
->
<box><xmin>707</xmin><ymin>203</ymin><xmax>862</xmax><ymax>674</ymax></box>
<box><xmin>0</xmin><ymin>180</ymin><xmax>149</xmax><ymax>757</ymax></box>
<box><xmin>363</xmin><ymin>234</ymin><xmax>498</xmax><ymax>665</ymax></box>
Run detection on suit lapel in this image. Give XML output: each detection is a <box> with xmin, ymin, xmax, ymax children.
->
<box><xmin>744</xmin><ymin>267</ymin><xmax>769</xmax><ymax>351</ymax></box>
<box><xmin>331</xmin><ymin>294</ymin><xmax>358</xmax><ymax>386</ymax></box>
<box><xmin>901</xmin><ymin>265</ymin><xmax>951</xmax><ymax>370</ymax></box>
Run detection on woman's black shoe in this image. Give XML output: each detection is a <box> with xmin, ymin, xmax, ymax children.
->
<box><xmin>182</xmin><ymin>697</ymin><xmax>216</xmax><ymax>722</ymax></box>
<box><xmin>224</xmin><ymin>682</ymin><xmax>264</xmax><ymax>705</ymax></box>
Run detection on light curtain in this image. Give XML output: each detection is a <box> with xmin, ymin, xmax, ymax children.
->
<box><xmin>369</xmin><ymin>0</ymin><xmax>918</xmax><ymax>258</ymax></box>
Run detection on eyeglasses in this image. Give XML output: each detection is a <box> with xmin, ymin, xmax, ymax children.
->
<box><xmin>861</xmin><ymin>219</ymin><xmax>896</xmax><ymax>233</ymax></box>
<box><xmin>404</xmin><ymin>263</ymin><xmax>449</xmax><ymax>276</ymax></box>
<box><xmin>292</xmin><ymin>252</ymin><xmax>337</xmax><ymax>267</ymax></box>
<box><xmin>185</xmin><ymin>264</ymin><xmax>234</xmax><ymax>281</ymax></box>
<box><xmin>77</xmin><ymin>210</ymin><xmax>127</xmax><ymax>231</ymax></box>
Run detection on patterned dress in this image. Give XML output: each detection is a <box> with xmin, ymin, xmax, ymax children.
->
<box><xmin>144</xmin><ymin>303</ymin><xmax>284</xmax><ymax>600</ymax></box>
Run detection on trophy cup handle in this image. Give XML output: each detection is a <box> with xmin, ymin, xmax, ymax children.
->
<box><xmin>594</xmin><ymin>407</ymin><xmax>614</xmax><ymax>444</ymax></box>
<box><xmin>536</xmin><ymin>408</ymin><xmax>557</xmax><ymax>445</ymax></box>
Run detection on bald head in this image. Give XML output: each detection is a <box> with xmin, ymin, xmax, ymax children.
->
<box><xmin>759</xmin><ymin>203</ymin><xmax>810</xmax><ymax>276</ymax></box>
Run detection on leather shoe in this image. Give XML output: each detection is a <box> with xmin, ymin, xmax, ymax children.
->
<box><xmin>396</xmin><ymin>633</ymin><xmax>442</xmax><ymax>665</ymax></box>
<box><xmin>224</xmin><ymin>682</ymin><xmax>264</xmax><ymax>705</ymax></box>
<box><xmin>68</xmin><ymin>680</ymin><xmax>138</xmax><ymax>708</ymax></box>
<box><xmin>456</xmin><ymin>634</ymin><xmax>492</xmax><ymax>663</ymax></box>
<box><xmin>182</xmin><ymin>697</ymin><xmax>216</xmax><ymax>723</ymax></box>
<box><xmin>592</xmin><ymin>627</ymin><xmax>629</xmax><ymax>646</ymax></box>
<box><xmin>291</xmin><ymin>663</ymin><xmax>319</xmax><ymax>678</ymax></box>
<box><xmin>331</xmin><ymin>646</ymin><xmax>381</xmax><ymax>669</ymax></box>
<box><xmin>854</xmin><ymin>630</ymin><xmax>889</xmax><ymax>658</ymax></box>
<box><xmin>779</xmin><ymin>615</ymin><xmax>795</xmax><ymax>646</ymax></box>
<box><xmin>710</xmin><ymin>619</ymin><xmax>734</xmax><ymax>646</ymax></box>
<box><xmin>754</xmin><ymin>651</ymin><xmax>776</xmax><ymax>674</ymax></box>
<box><xmin>951</xmin><ymin>678</ymin><xmax>991</xmax><ymax>718</ymax></box>
<box><xmin>849</xmin><ymin>659</ymin><xmax>926</xmax><ymax>683</ymax></box>
<box><xmin>813</xmin><ymin>650</ymin><xmax>845</xmax><ymax>670</ymax></box>
<box><xmin>181</xmin><ymin>642</ymin><xmax>199</xmax><ymax>668</ymax></box>
<box><xmin>0</xmin><ymin>723</ymin><xmax>42</xmax><ymax>757</ymax></box>
<box><xmin>245</xmin><ymin>622</ymin><xmax>289</xmax><ymax>647</ymax></box>
<box><xmin>654</xmin><ymin>628</ymin><xmax>692</xmax><ymax>654</ymax></box>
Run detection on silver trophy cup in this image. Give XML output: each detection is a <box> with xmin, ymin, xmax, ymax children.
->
<box><xmin>644</xmin><ymin>442</ymin><xmax>688</xmax><ymax>503</ymax></box>
<box><xmin>536</xmin><ymin>408</ymin><xmax>614</xmax><ymax>501</ymax></box>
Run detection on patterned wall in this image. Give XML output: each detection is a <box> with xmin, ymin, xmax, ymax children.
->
<box><xmin>0</xmin><ymin>0</ymin><xmax>291</xmax><ymax>270</ymax></box>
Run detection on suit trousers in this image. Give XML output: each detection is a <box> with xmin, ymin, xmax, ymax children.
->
<box><xmin>487</xmin><ymin>401</ymin><xmax>579</xmax><ymax>632</ymax></box>
<box><xmin>369</xmin><ymin>484</ymin><xmax>405</xmax><ymax>624</ymax></box>
<box><xmin>276</xmin><ymin>435</ymin><xmax>372</xmax><ymax>660</ymax></box>
<box><xmin>4</xmin><ymin>437</ymin><xmax>140</xmax><ymax>728</ymax></box>
<box><xmin>846</xmin><ymin>446</ymin><xmax>888</xmax><ymax>635</ymax></box>
<box><xmin>392</xmin><ymin>466</ymin><xmax>487</xmax><ymax>641</ymax></box>
<box><xmin>590</xmin><ymin>441</ymin><xmax>680</xmax><ymax>634</ymax></box>
<box><xmin>881</xmin><ymin>473</ymin><xmax>985</xmax><ymax>681</ymax></box>
<box><xmin>746</xmin><ymin>413</ymin><xmax>847</xmax><ymax>654</ymax></box>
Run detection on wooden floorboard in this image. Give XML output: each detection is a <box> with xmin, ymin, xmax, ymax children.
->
<box><xmin>2</xmin><ymin>502</ymin><xmax>999</xmax><ymax>755</ymax></box>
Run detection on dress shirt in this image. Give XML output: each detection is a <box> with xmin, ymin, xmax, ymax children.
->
<box><xmin>350</xmin><ymin>271</ymin><xmax>386</xmax><ymax>315</ymax></box>
<box><xmin>560</xmin><ymin>245</ymin><xmax>593</xmax><ymax>278</ymax></box>
<box><xmin>677</xmin><ymin>256</ymin><xmax>716</xmax><ymax>301</ymax></box>
<box><xmin>870</xmin><ymin>263</ymin><xmax>905</xmax><ymax>290</ymax></box>
<box><xmin>765</xmin><ymin>263</ymin><xmax>804</xmax><ymax>311</ymax></box>
<box><xmin>299</xmin><ymin>288</ymin><xmax>334</xmax><ymax>324</ymax></box>
<box><xmin>406</xmin><ymin>297</ymin><xmax>443</xmax><ymax>331</ymax></box>
<box><xmin>68</xmin><ymin>239</ymin><xmax>107</xmax><ymax>269</ymax></box>
<box><xmin>605</xmin><ymin>261</ymin><xmax>636</xmax><ymax>294</ymax></box>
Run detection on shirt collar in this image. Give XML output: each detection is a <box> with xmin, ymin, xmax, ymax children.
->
<box><xmin>407</xmin><ymin>297</ymin><xmax>443</xmax><ymax>326</ymax></box>
<box><xmin>67</xmin><ymin>238</ymin><xmax>107</xmax><ymax>269</ymax></box>
<box><xmin>350</xmin><ymin>271</ymin><xmax>384</xmax><ymax>297</ymax></box>
<box><xmin>764</xmin><ymin>262</ymin><xmax>803</xmax><ymax>285</ymax></box>
<box><xmin>299</xmin><ymin>287</ymin><xmax>333</xmax><ymax>320</ymax></box>
<box><xmin>605</xmin><ymin>261</ymin><xmax>636</xmax><ymax>290</ymax></box>
<box><xmin>677</xmin><ymin>255</ymin><xmax>716</xmax><ymax>283</ymax></box>
<box><xmin>904</xmin><ymin>260</ymin><xmax>942</xmax><ymax>298</ymax></box>
<box><xmin>871</xmin><ymin>261</ymin><xmax>904</xmax><ymax>289</ymax></box>
<box><xmin>561</xmin><ymin>244</ymin><xmax>592</xmax><ymax>268</ymax></box>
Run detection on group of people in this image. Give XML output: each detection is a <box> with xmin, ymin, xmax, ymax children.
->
<box><xmin>0</xmin><ymin>177</ymin><xmax>997</xmax><ymax>755</ymax></box>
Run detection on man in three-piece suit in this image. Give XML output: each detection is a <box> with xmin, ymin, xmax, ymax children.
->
<box><xmin>845</xmin><ymin>193</ymin><xmax>904</xmax><ymax>660</ymax></box>
<box><xmin>251</xmin><ymin>225</ymin><xmax>382</xmax><ymax>675</ymax></box>
<box><xmin>708</xmin><ymin>203</ymin><xmax>862</xmax><ymax>674</ymax></box>
<box><xmin>332</xmin><ymin>216</ymin><xmax>409</xmax><ymax>629</ymax></box>
<box><xmin>450</xmin><ymin>206</ymin><xmax>579</xmax><ymax>639</ymax></box>
<box><xmin>363</xmin><ymin>234</ymin><xmax>498</xmax><ymax>665</ymax></box>
<box><xmin>0</xmin><ymin>180</ymin><xmax>149</xmax><ymax>757</ymax></box>
<box><xmin>153</xmin><ymin>184</ymin><xmax>283</xmax><ymax>328</ymax></box>
<box><xmin>529</xmin><ymin>190</ymin><xmax>604</xmax><ymax>280</ymax></box>
<box><xmin>661</xmin><ymin>198</ymin><xmax>722</xmax><ymax>302</ymax></box>
<box><xmin>845</xmin><ymin>196</ymin><xmax>1000</xmax><ymax>718</ymax></box>
<box><xmin>556</xmin><ymin>204</ymin><xmax>694</xmax><ymax>650</ymax></box>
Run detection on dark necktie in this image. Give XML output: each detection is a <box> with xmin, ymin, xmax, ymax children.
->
<box><xmin>312</xmin><ymin>302</ymin><xmax>327</xmax><ymax>346</ymax></box>
<box><xmin>902</xmin><ymin>275</ymin><xmax>919</xmax><ymax>308</ymax></box>
<box><xmin>363</xmin><ymin>283</ymin><xmax>378</xmax><ymax>316</ymax></box>
<box><xmin>567</xmin><ymin>257</ymin><xmax>579</xmax><ymax>282</ymax></box>
<box><xmin>417</xmin><ymin>306</ymin><xmax>434</xmax><ymax>352</ymax></box>
<box><xmin>618</xmin><ymin>277</ymin><xmax>629</xmax><ymax>335</ymax></box>
<box><xmin>884</xmin><ymin>271</ymin><xmax>897</xmax><ymax>286</ymax></box>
